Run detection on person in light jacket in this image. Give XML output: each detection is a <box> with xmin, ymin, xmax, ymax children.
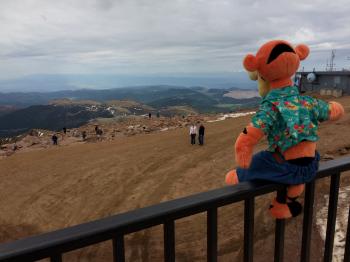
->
<box><xmin>189</xmin><ymin>124</ymin><xmax>197</xmax><ymax>145</ymax></box>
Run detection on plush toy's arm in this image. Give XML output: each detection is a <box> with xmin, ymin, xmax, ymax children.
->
<box><xmin>315</xmin><ymin>99</ymin><xmax>345</xmax><ymax>122</ymax></box>
<box><xmin>329</xmin><ymin>101</ymin><xmax>345</xmax><ymax>121</ymax></box>
<box><xmin>235</xmin><ymin>124</ymin><xmax>265</xmax><ymax>168</ymax></box>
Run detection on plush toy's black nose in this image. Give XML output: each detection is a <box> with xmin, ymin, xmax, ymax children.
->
<box><xmin>267</xmin><ymin>43</ymin><xmax>295</xmax><ymax>64</ymax></box>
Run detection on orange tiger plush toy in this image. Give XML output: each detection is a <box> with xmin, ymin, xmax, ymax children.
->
<box><xmin>226</xmin><ymin>40</ymin><xmax>344</xmax><ymax>218</ymax></box>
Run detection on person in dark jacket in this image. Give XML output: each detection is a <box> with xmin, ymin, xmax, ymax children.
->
<box><xmin>82</xmin><ymin>131</ymin><xmax>87</xmax><ymax>141</ymax></box>
<box><xmin>198</xmin><ymin>124</ymin><xmax>205</xmax><ymax>145</ymax></box>
<box><xmin>52</xmin><ymin>134</ymin><xmax>58</xmax><ymax>145</ymax></box>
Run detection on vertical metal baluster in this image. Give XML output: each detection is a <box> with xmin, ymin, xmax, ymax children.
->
<box><xmin>113</xmin><ymin>234</ymin><xmax>125</xmax><ymax>262</ymax></box>
<box><xmin>344</xmin><ymin>203</ymin><xmax>350</xmax><ymax>262</ymax></box>
<box><xmin>274</xmin><ymin>188</ymin><xmax>287</xmax><ymax>262</ymax></box>
<box><xmin>207</xmin><ymin>207</ymin><xmax>218</xmax><ymax>262</ymax></box>
<box><xmin>324</xmin><ymin>173</ymin><xmax>341</xmax><ymax>262</ymax></box>
<box><xmin>51</xmin><ymin>254</ymin><xmax>62</xmax><ymax>262</ymax></box>
<box><xmin>164</xmin><ymin>220</ymin><xmax>175</xmax><ymax>262</ymax></box>
<box><xmin>244</xmin><ymin>197</ymin><xmax>255</xmax><ymax>262</ymax></box>
<box><xmin>300</xmin><ymin>181</ymin><xmax>316</xmax><ymax>262</ymax></box>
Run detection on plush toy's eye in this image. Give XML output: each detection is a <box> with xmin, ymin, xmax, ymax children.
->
<box><xmin>267</xmin><ymin>43</ymin><xmax>295</xmax><ymax>64</ymax></box>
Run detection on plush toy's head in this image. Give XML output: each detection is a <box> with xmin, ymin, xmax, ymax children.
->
<box><xmin>243</xmin><ymin>40</ymin><xmax>309</xmax><ymax>88</ymax></box>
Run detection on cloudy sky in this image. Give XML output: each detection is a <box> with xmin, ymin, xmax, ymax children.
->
<box><xmin>0</xmin><ymin>0</ymin><xmax>350</xmax><ymax>82</ymax></box>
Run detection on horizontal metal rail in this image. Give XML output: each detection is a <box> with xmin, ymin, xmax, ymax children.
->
<box><xmin>0</xmin><ymin>156</ymin><xmax>350</xmax><ymax>262</ymax></box>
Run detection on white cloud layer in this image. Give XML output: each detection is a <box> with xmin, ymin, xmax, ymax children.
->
<box><xmin>0</xmin><ymin>0</ymin><xmax>350</xmax><ymax>79</ymax></box>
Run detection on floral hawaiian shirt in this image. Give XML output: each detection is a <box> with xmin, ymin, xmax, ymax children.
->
<box><xmin>251</xmin><ymin>85</ymin><xmax>330</xmax><ymax>153</ymax></box>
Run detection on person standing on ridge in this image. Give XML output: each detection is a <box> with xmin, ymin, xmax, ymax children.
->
<box><xmin>12</xmin><ymin>143</ymin><xmax>18</xmax><ymax>151</ymax></box>
<box><xmin>96</xmin><ymin>128</ymin><xmax>103</xmax><ymax>141</ymax></box>
<box><xmin>52</xmin><ymin>134</ymin><xmax>58</xmax><ymax>145</ymax></box>
<box><xmin>189</xmin><ymin>123</ymin><xmax>197</xmax><ymax>145</ymax></box>
<box><xmin>82</xmin><ymin>131</ymin><xmax>87</xmax><ymax>141</ymax></box>
<box><xmin>198</xmin><ymin>124</ymin><xmax>205</xmax><ymax>145</ymax></box>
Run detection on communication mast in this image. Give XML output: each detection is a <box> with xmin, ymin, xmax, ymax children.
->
<box><xmin>326</xmin><ymin>50</ymin><xmax>336</xmax><ymax>71</ymax></box>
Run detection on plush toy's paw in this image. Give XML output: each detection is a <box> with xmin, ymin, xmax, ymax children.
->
<box><xmin>269</xmin><ymin>198</ymin><xmax>302</xmax><ymax>219</ymax></box>
<box><xmin>329</xmin><ymin>101</ymin><xmax>345</xmax><ymax>121</ymax></box>
<box><xmin>225</xmin><ymin>170</ymin><xmax>239</xmax><ymax>185</ymax></box>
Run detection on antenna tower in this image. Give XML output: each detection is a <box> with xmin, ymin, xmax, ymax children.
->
<box><xmin>326</xmin><ymin>50</ymin><xmax>336</xmax><ymax>71</ymax></box>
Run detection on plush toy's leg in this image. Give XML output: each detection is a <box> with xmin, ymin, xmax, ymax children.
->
<box><xmin>225</xmin><ymin>169</ymin><xmax>239</xmax><ymax>185</ymax></box>
<box><xmin>269</xmin><ymin>184</ymin><xmax>304</xmax><ymax>219</ymax></box>
<box><xmin>269</xmin><ymin>198</ymin><xmax>302</xmax><ymax>219</ymax></box>
<box><xmin>235</xmin><ymin>125</ymin><xmax>264</xmax><ymax>168</ymax></box>
<box><xmin>287</xmin><ymin>184</ymin><xmax>305</xmax><ymax>201</ymax></box>
<box><xmin>269</xmin><ymin>198</ymin><xmax>293</xmax><ymax>219</ymax></box>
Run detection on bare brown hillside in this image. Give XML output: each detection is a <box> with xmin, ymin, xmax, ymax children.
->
<box><xmin>0</xmin><ymin>96</ymin><xmax>350</xmax><ymax>261</ymax></box>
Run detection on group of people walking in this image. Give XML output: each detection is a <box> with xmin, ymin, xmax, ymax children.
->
<box><xmin>50</xmin><ymin>123</ymin><xmax>205</xmax><ymax>146</ymax></box>
<box><xmin>51</xmin><ymin>126</ymin><xmax>94</xmax><ymax>145</ymax></box>
<box><xmin>189</xmin><ymin>123</ymin><xmax>205</xmax><ymax>146</ymax></box>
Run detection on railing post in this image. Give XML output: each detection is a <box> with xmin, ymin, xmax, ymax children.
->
<box><xmin>344</xmin><ymin>204</ymin><xmax>350</xmax><ymax>262</ymax></box>
<box><xmin>244</xmin><ymin>197</ymin><xmax>255</xmax><ymax>262</ymax></box>
<box><xmin>51</xmin><ymin>254</ymin><xmax>62</xmax><ymax>262</ymax></box>
<box><xmin>274</xmin><ymin>187</ymin><xmax>286</xmax><ymax>262</ymax></box>
<box><xmin>207</xmin><ymin>207</ymin><xmax>218</xmax><ymax>262</ymax></box>
<box><xmin>164</xmin><ymin>220</ymin><xmax>175</xmax><ymax>262</ymax></box>
<box><xmin>300</xmin><ymin>181</ymin><xmax>316</xmax><ymax>262</ymax></box>
<box><xmin>324</xmin><ymin>173</ymin><xmax>341</xmax><ymax>262</ymax></box>
<box><xmin>113</xmin><ymin>234</ymin><xmax>125</xmax><ymax>262</ymax></box>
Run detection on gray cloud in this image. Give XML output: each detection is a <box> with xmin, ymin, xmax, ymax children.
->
<box><xmin>0</xmin><ymin>0</ymin><xmax>350</xmax><ymax>80</ymax></box>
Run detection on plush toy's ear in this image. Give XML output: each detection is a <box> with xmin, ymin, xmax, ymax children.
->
<box><xmin>243</xmin><ymin>54</ymin><xmax>258</xmax><ymax>72</ymax></box>
<box><xmin>295</xmin><ymin>44</ymin><xmax>309</xmax><ymax>61</ymax></box>
<box><xmin>247</xmin><ymin>70</ymin><xmax>258</xmax><ymax>81</ymax></box>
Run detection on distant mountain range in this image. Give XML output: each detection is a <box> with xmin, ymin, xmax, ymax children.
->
<box><xmin>0</xmin><ymin>73</ymin><xmax>256</xmax><ymax>92</ymax></box>
<box><xmin>0</xmin><ymin>85</ymin><xmax>260</xmax><ymax>138</ymax></box>
<box><xmin>0</xmin><ymin>106</ymin><xmax>17</xmax><ymax>117</ymax></box>
<box><xmin>0</xmin><ymin>85</ymin><xmax>259</xmax><ymax>108</ymax></box>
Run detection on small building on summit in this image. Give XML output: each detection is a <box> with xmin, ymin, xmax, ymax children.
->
<box><xmin>295</xmin><ymin>71</ymin><xmax>350</xmax><ymax>97</ymax></box>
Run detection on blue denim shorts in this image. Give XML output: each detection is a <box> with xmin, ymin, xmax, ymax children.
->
<box><xmin>236</xmin><ymin>151</ymin><xmax>320</xmax><ymax>185</ymax></box>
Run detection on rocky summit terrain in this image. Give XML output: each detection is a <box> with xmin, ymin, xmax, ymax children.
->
<box><xmin>0</xmin><ymin>95</ymin><xmax>252</xmax><ymax>139</ymax></box>
<box><xmin>0</xmin><ymin>96</ymin><xmax>350</xmax><ymax>261</ymax></box>
<box><xmin>0</xmin><ymin>111</ymin><xmax>255</xmax><ymax>159</ymax></box>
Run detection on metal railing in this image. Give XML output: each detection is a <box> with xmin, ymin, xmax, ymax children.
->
<box><xmin>1</xmin><ymin>156</ymin><xmax>350</xmax><ymax>262</ymax></box>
